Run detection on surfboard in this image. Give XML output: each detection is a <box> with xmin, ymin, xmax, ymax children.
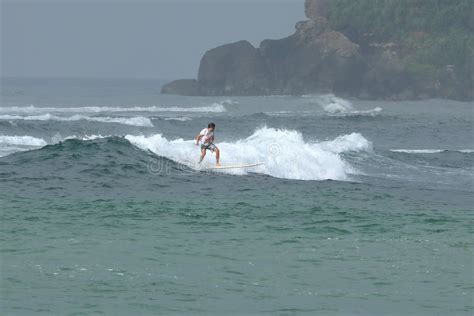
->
<box><xmin>205</xmin><ymin>162</ymin><xmax>264</xmax><ymax>170</ymax></box>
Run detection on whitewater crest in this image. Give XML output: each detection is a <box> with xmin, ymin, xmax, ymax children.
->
<box><xmin>0</xmin><ymin>135</ymin><xmax>48</xmax><ymax>157</ymax></box>
<box><xmin>126</xmin><ymin>127</ymin><xmax>372</xmax><ymax>181</ymax></box>
<box><xmin>163</xmin><ymin>117</ymin><xmax>192</xmax><ymax>122</ymax></box>
<box><xmin>312</xmin><ymin>94</ymin><xmax>382</xmax><ymax>116</ymax></box>
<box><xmin>390</xmin><ymin>149</ymin><xmax>474</xmax><ymax>154</ymax></box>
<box><xmin>0</xmin><ymin>135</ymin><xmax>47</xmax><ymax>147</ymax></box>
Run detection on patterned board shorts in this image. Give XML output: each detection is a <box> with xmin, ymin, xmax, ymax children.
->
<box><xmin>201</xmin><ymin>142</ymin><xmax>217</xmax><ymax>152</ymax></box>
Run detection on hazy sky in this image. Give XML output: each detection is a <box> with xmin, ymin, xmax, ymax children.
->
<box><xmin>1</xmin><ymin>0</ymin><xmax>305</xmax><ymax>79</ymax></box>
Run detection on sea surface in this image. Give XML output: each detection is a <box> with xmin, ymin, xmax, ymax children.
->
<box><xmin>1</xmin><ymin>78</ymin><xmax>473</xmax><ymax>315</ymax></box>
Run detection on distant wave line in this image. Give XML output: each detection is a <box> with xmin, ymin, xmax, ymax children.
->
<box><xmin>0</xmin><ymin>103</ymin><xmax>227</xmax><ymax>114</ymax></box>
<box><xmin>390</xmin><ymin>149</ymin><xmax>474</xmax><ymax>154</ymax></box>
<box><xmin>0</xmin><ymin>114</ymin><xmax>153</xmax><ymax>127</ymax></box>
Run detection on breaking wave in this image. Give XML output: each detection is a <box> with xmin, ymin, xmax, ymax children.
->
<box><xmin>313</xmin><ymin>94</ymin><xmax>382</xmax><ymax>116</ymax></box>
<box><xmin>0</xmin><ymin>135</ymin><xmax>47</xmax><ymax>147</ymax></box>
<box><xmin>125</xmin><ymin>127</ymin><xmax>372</xmax><ymax>181</ymax></box>
<box><xmin>0</xmin><ymin>135</ymin><xmax>48</xmax><ymax>157</ymax></box>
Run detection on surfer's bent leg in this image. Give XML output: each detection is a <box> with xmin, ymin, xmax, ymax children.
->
<box><xmin>214</xmin><ymin>147</ymin><xmax>220</xmax><ymax>165</ymax></box>
<box><xmin>199</xmin><ymin>148</ymin><xmax>206</xmax><ymax>163</ymax></box>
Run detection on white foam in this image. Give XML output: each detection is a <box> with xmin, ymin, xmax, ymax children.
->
<box><xmin>89</xmin><ymin>116</ymin><xmax>153</xmax><ymax>127</ymax></box>
<box><xmin>163</xmin><ymin>117</ymin><xmax>192</xmax><ymax>122</ymax></box>
<box><xmin>333</xmin><ymin>107</ymin><xmax>383</xmax><ymax>117</ymax></box>
<box><xmin>0</xmin><ymin>135</ymin><xmax>47</xmax><ymax>147</ymax></box>
<box><xmin>319</xmin><ymin>133</ymin><xmax>373</xmax><ymax>153</ymax></box>
<box><xmin>63</xmin><ymin>134</ymin><xmax>110</xmax><ymax>141</ymax></box>
<box><xmin>0</xmin><ymin>103</ymin><xmax>227</xmax><ymax>114</ymax></box>
<box><xmin>318</xmin><ymin>95</ymin><xmax>354</xmax><ymax>113</ymax></box>
<box><xmin>220</xmin><ymin>99</ymin><xmax>239</xmax><ymax>106</ymax></box>
<box><xmin>126</xmin><ymin>127</ymin><xmax>372</xmax><ymax>181</ymax></box>
<box><xmin>391</xmin><ymin>149</ymin><xmax>474</xmax><ymax>154</ymax></box>
<box><xmin>313</xmin><ymin>94</ymin><xmax>382</xmax><ymax>116</ymax></box>
<box><xmin>0</xmin><ymin>114</ymin><xmax>153</xmax><ymax>127</ymax></box>
<box><xmin>0</xmin><ymin>135</ymin><xmax>48</xmax><ymax>157</ymax></box>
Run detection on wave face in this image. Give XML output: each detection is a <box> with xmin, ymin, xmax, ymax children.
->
<box><xmin>0</xmin><ymin>103</ymin><xmax>227</xmax><ymax>114</ymax></box>
<box><xmin>0</xmin><ymin>114</ymin><xmax>153</xmax><ymax>127</ymax></box>
<box><xmin>3</xmin><ymin>133</ymin><xmax>469</xmax><ymax>184</ymax></box>
<box><xmin>126</xmin><ymin>127</ymin><xmax>371</xmax><ymax>181</ymax></box>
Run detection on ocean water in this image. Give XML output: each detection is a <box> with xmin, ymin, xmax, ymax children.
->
<box><xmin>1</xmin><ymin>78</ymin><xmax>473</xmax><ymax>315</ymax></box>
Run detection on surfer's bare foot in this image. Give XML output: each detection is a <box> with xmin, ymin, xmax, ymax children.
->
<box><xmin>216</xmin><ymin>162</ymin><xmax>221</xmax><ymax>166</ymax></box>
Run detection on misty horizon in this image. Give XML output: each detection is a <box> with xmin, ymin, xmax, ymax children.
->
<box><xmin>1</xmin><ymin>0</ymin><xmax>305</xmax><ymax>79</ymax></box>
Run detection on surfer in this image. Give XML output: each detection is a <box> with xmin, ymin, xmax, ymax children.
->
<box><xmin>196</xmin><ymin>122</ymin><xmax>220</xmax><ymax>166</ymax></box>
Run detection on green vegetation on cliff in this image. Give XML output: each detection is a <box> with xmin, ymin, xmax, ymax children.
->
<box><xmin>326</xmin><ymin>0</ymin><xmax>472</xmax><ymax>40</ymax></box>
<box><xmin>326</xmin><ymin>0</ymin><xmax>473</xmax><ymax>97</ymax></box>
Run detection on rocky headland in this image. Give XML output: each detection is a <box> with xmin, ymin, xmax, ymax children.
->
<box><xmin>162</xmin><ymin>0</ymin><xmax>473</xmax><ymax>101</ymax></box>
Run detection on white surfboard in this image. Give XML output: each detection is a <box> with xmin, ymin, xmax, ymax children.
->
<box><xmin>205</xmin><ymin>162</ymin><xmax>264</xmax><ymax>170</ymax></box>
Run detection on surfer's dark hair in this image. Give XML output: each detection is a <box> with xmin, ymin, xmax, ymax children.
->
<box><xmin>208</xmin><ymin>123</ymin><xmax>216</xmax><ymax>129</ymax></box>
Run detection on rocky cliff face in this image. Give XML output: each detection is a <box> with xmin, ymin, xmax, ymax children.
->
<box><xmin>162</xmin><ymin>0</ymin><xmax>471</xmax><ymax>100</ymax></box>
<box><xmin>259</xmin><ymin>19</ymin><xmax>363</xmax><ymax>96</ymax></box>
<box><xmin>161</xmin><ymin>79</ymin><xmax>199</xmax><ymax>96</ymax></box>
<box><xmin>197</xmin><ymin>40</ymin><xmax>270</xmax><ymax>96</ymax></box>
